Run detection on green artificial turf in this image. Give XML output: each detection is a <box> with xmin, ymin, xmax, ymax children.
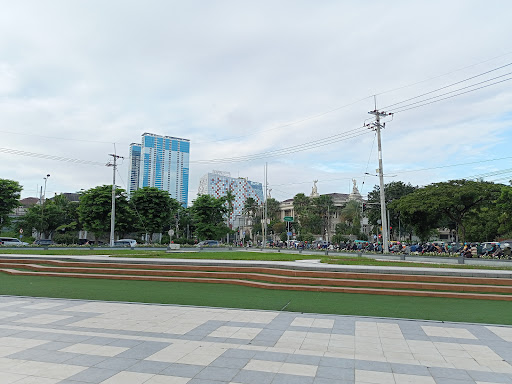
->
<box><xmin>1</xmin><ymin>273</ymin><xmax>511</xmax><ymax>325</ymax></box>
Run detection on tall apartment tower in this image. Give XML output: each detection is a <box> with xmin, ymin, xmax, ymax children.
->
<box><xmin>128</xmin><ymin>133</ymin><xmax>190</xmax><ymax>207</ymax></box>
<box><xmin>198</xmin><ymin>170</ymin><xmax>264</xmax><ymax>226</ymax></box>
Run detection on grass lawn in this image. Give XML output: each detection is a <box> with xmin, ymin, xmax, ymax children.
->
<box><xmin>1</xmin><ymin>273</ymin><xmax>511</xmax><ymax>325</ymax></box>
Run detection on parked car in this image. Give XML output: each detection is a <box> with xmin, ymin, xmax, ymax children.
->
<box><xmin>114</xmin><ymin>239</ymin><xmax>137</xmax><ymax>247</ymax></box>
<box><xmin>33</xmin><ymin>239</ymin><xmax>54</xmax><ymax>246</ymax></box>
<box><xmin>0</xmin><ymin>237</ymin><xmax>29</xmax><ymax>246</ymax></box>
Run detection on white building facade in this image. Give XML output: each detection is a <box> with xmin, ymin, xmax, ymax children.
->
<box><xmin>198</xmin><ymin>171</ymin><xmax>264</xmax><ymax>226</ymax></box>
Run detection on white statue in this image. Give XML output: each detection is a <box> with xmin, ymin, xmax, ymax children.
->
<box><xmin>352</xmin><ymin>179</ymin><xmax>358</xmax><ymax>194</ymax></box>
<box><xmin>311</xmin><ymin>180</ymin><xmax>319</xmax><ymax>197</ymax></box>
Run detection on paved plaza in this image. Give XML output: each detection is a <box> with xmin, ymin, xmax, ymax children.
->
<box><xmin>0</xmin><ymin>296</ymin><xmax>511</xmax><ymax>383</ymax></box>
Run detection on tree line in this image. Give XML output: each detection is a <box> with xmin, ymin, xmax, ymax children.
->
<box><xmin>0</xmin><ymin>180</ymin><xmax>251</xmax><ymax>244</ymax></box>
<box><xmin>2</xmin><ymin>177</ymin><xmax>511</xmax><ymax>244</ymax></box>
<box><xmin>365</xmin><ymin>179</ymin><xmax>512</xmax><ymax>243</ymax></box>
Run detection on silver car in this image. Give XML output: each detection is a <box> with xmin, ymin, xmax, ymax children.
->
<box><xmin>0</xmin><ymin>237</ymin><xmax>29</xmax><ymax>246</ymax></box>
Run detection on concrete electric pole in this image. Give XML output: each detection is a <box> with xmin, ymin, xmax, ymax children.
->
<box><xmin>107</xmin><ymin>153</ymin><xmax>124</xmax><ymax>247</ymax></box>
<box><xmin>367</xmin><ymin>106</ymin><xmax>393</xmax><ymax>253</ymax></box>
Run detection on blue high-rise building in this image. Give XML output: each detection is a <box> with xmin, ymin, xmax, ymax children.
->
<box><xmin>128</xmin><ymin>133</ymin><xmax>190</xmax><ymax>207</ymax></box>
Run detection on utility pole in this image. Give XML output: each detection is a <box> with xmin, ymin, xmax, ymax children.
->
<box><xmin>107</xmin><ymin>153</ymin><xmax>124</xmax><ymax>247</ymax></box>
<box><xmin>367</xmin><ymin>105</ymin><xmax>392</xmax><ymax>253</ymax></box>
<box><xmin>39</xmin><ymin>174</ymin><xmax>50</xmax><ymax>240</ymax></box>
<box><xmin>263</xmin><ymin>162</ymin><xmax>268</xmax><ymax>248</ymax></box>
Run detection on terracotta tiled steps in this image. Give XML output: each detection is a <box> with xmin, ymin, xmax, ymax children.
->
<box><xmin>2</xmin><ymin>258</ymin><xmax>512</xmax><ymax>285</ymax></box>
<box><xmin>1</xmin><ymin>259</ymin><xmax>511</xmax><ymax>301</ymax></box>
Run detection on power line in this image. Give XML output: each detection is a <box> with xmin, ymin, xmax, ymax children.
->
<box><xmin>382</xmin><ymin>62</ymin><xmax>512</xmax><ymax>109</ymax></box>
<box><xmin>389</xmin><ymin>73</ymin><xmax>512</xmax><ymax>113</ymax></box>
<box><xmin>391</xmin><ymin>77</ymin><xmax>512</xmax><ymax>113</ymax></box>
<box><xmin>0</xmin><ymin>147</ymin><xmax>106</xmax><ymax>166</ymax></box>
<box><xmin>191</xmin><ymin>127</ymin><xmax>370</xmax><ymax>164</ymax></box>
<box><xmin>374</xmin><ymin>50</ymin><xmax>512</xmax><ymax>97</ymax></box>
<box><xmin>390</xmin><ymin>156</ymin><xmax>512</xmax><ymax>175</ymax></box>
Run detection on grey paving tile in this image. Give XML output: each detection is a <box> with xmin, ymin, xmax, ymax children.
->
<box><xmin>429</xmin><ymin>367</ymin><xmax>473</xmax><ymax>380</ymax></box>
<box><xmin>391</xmin><ymin>362</ymin><xmax>430</xmax><ymax>375</ymax></box>
<box><xmin>187</xmin><ymin>379</ymin><xmax>228</xmax><ymax>384</ymax></box>
<box><xmin>35</xmin><ymin>340</ymin><xmax>74</xmax><ymax>351</ymax></box>
<box><xmin>467</xmin><ymin>370</ymin><xmax>512</xmax><ymax>383</ymax></box>
<box><xmin>210</xmin><ymin>356</ymin><xmax>250</xmax><ymax>369</ymax></box>
<box><xmin>115</xmin><ymin>340</ymin><xmax>169</xmax><ymax>359</ymax></box>
<box><xmin>107</xmin><ymin>338</ymin><xmax>143</xmax><ymax>348</ymax></box>
<box><xmin>7</xmin><ymin>348</ymin><xmax>75</xmax><ymax>363</ymax></box>
<box><xmin>0</xmin><ymin>328</ymin><xmax>21</xmax><ymax>337</ymax></box>
<box><xmin>160</xmin><ymin>363</ymin><xmax>205</xmax><ymax>377</ymax></box>
<box><xmin>319</xmin><ymin>356</ymin><xmax>354</xmax><ymax>368</ymax></box>
<box><xmin>84</xmin><ymin>336</ymin><xmax>119</xmax><ymax>346</ymax></box>
<box><xmin>271</xmin><ymin>373</ymin><xmax>315</xmax><ymax>384</ymax></box>
<box><xmin>194</xmin><ymin>366</ymin><xmax>240</xmax><ymax>381</ymax></box>
<box><xmin>433</xmin><ymin>378</ymin><xmax>476</xmax><ymax>384</ymax></box>
<box><xmin>127</xmin><ymin>360</ymin><xmax>171</xmax><ymax>374</ymax></box>
<box><xmin>252</xmin><ymin>350</ymin><xmax>288</xmax><ymax>362</ymax></box>
<box><xmin>66</xmin><ymin>367</ymin><xmax>119</xmax><ymax>383</ymax></box>
<box><xmin>316</xmin><ymin>366</ymin><xmax>354</xmax><ymax>380</ymax></box>
<box><xmin>94</xmin><ymin>357</ymin><xmax>139</xmax><ymax>370</ymax></box>
<box><xmin>232</xmin><ymin>369</ymin><xmax>276</xmax><ymax>384</ymax></box>
<box><xmin>355</xmin><ymin>360</ymin><xmax>392</xmax><ymax>372</ymax></box>
<box><xmin>54</xmin><ymin>333</ymin><xmax>93</xmax><ymax>343</ymax></box>
<box><xmin>64</xmin><ymin>354</ymin><xmax>109</xmax><ymax>367</ymax></box>
<box><xmin>248</xmin><ymin>339</ymin><xmax>276</xmax><ymax>347</ymax></box>
<box><xmin>285</xmin><ymin>353</ymin><xmax>322</xmax><ymax>365</ymax></box>
<box><xmin>314</xmin><ymin>378</ymin><xmax>354</xmax><ymax>384</ymax></box>
<box><xmin>221</xmin><ymin>348</ymin><xmax>257</xmax><ymax>359</ymax></box>
<box><xmin>57</xmin><ymin>381</ymin><xmax>89</xmax><ymax>384</ymax></box>
<box><xmin>14</xmin><ymin>330</ymin><xmax>60</xmax><ymax>340</ymax></box>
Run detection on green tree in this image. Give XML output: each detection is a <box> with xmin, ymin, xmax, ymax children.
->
<box><xmin>130</xmin><ymin>187</ymin><xmax>181</xmax><ymax>241</ymax></box>
<box><xmin>243</xmin><ymin>197</ymin><xmax>258</xmax><ymax>216</ymax></box>
<box><xmin>191</xmin><ymin>194</ymin><xmax>229</xmax><ymax>240</ymax></box>
<box><xmin>20</xmin><ymin>194</ymin><xmax>77</xmax><ymax>239</ymax></box>
<box><xmin>266</xmin><ymin>198</ymin><xmax>281</xmax><ymax>221</ymax></box>
<box><xmin>272</xmin><ymin>221</ymin><xmax>286</xmax><ymax>236</ymax></box>
<box><xmin>340</xmin><ymin>200</ymin><xmax>361</xmax><ymax>236</ymax></box>
<box><xmin>496</xmin><ymin>186</ymin><xmax>512</xmax><ymax>237</ymax></box>
<box><xmin>366</xmin><ymin>181</ymin><xmax>417</xmax><ymax>238</ymax></box>
<box><xmin>313</xmin><ymin>194</ymin><xmax>334</xmax><ymax>239</ymax></box>
<box><xmin>0</xmin><ymin>179</ymin><xmax>22</xmax><ymax>229</ymax></box>
<box><xmin>78</xmin><ymin>185</ymin><xmax>133</xmax><ymax>241</ymax></box>
<box><xmin>392</xmin><ymin>180</ymin><xmax>502</xmax><ymax>242</ymax></box>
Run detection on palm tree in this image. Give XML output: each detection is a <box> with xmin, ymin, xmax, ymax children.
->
<box><xmin>341</xmin><ymin>200</ymin><xmax>361</xmax><ymax>235</ymax></box>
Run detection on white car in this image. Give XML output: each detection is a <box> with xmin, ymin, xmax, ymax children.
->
<box><xmin>0</xmin><ymin>237</ymin><xmax>29</xmax><ymax>246</ymax></box>
<box><xmin>115</xmin><ymin>239</ymin><xmax>137</xmax><ymax>247</ymax></box>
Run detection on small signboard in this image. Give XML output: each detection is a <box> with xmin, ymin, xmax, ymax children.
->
<box><xmin>284</xmin><ymin>216</ymin><xmax>294</xmax><ymax>222</ymax></box>
<box><xmin>287</xmin><ymin>232</ymin><xmax>292</xmax><ymax>236</ymax></box>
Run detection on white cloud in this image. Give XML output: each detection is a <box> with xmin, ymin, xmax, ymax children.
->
<box><xmin>0</xmin><ymin>0</ymin><xmax>511</xmax><ymax>201</ymax></box>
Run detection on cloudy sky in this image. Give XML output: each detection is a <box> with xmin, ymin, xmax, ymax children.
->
<box><xmin>1</xmin><ymin>0</ymin><xmax>511</xmax><ymax>203</ymax></box>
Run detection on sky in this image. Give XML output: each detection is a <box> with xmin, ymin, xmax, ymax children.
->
<box><xmin>1</xmin><ymin>0</ymin><xmax>511</xmax><ymax>204</ymax></box>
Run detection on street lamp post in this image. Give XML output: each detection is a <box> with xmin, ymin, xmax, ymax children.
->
<box><xmin>39</xmin><ymin>174</ymin><xmax>50</xmax><ymax>240</ymax></box>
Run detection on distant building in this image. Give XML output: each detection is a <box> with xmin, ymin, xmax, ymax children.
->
<box><xmin>278</xmin><ymin>181</ymin><xmax>366</xmax><ymax>241</ymax></box>
<box><xmin>10</xmin><ymin>197</ymin><xmax>39</xmax><ymax>218</ymax></box>
<box><xmin>128</xmin><ymin>133</ymin><xmax>190</xmax><ymax>207</ymax></box>
<box><xmin>198</xmin><ymin>170</ymin><xmax>264</xmax><ymax>226</ymax></box>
